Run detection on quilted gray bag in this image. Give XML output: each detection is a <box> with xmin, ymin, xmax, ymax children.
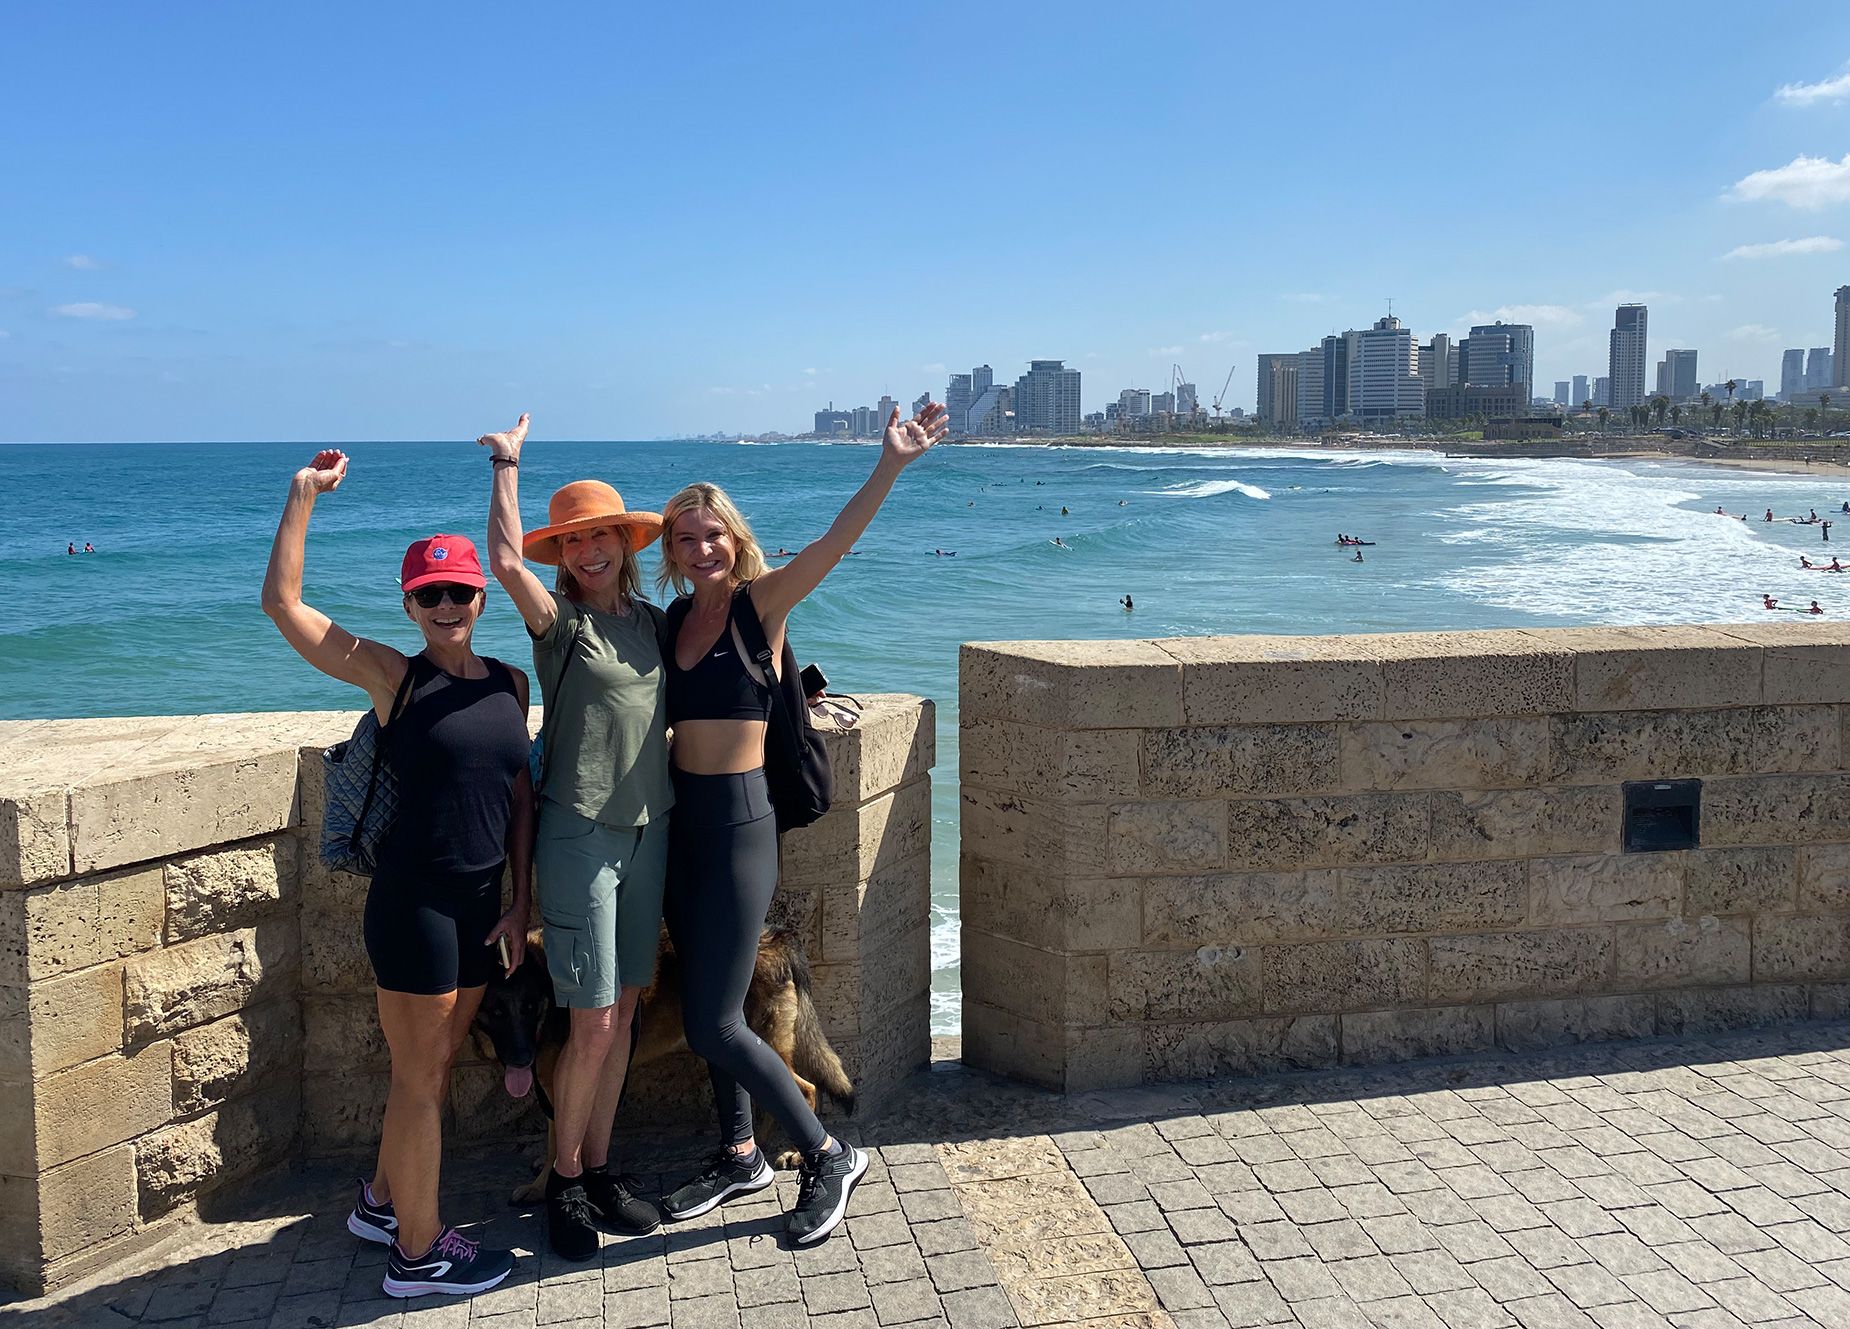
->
<box><xmin>319</xmin><ymin>663</ymin><xmax>418</xmax><ymax>876</ymax></box>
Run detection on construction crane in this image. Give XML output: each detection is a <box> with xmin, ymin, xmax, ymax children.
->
<box><xmin>1211</xmin><ymin>363</ymin><xmax>1236</xmax><ymax>420</ymax></box>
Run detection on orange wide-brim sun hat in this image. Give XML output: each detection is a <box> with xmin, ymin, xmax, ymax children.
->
<box><xmin>522</xmin><ymin>480</ymin><xmax>664</xmax><ymax>565</ymax></box>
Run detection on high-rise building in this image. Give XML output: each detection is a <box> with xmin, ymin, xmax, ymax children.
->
<box><xmin>1296</xmin><ymin>348</ymin><xmax>1325</xmax><ymax>426</ymax></box>
<box><xmin>912</xmin><ymin>391</ymin><xmax>932</xmax><ymax>416</ymax></box>
<box><xmin>1593</xmin><ymin>377</ymin><xmax>1611</xmax><ymax>407</ymax></box>
<box><xmin>1419</xmin><ymin>335</ymin><xmax>1455</xmax><ymax>392</ymax></box>
<box><xmin>1256</xmin><ymin>354</ymin><xmax>1295</xmax><ymax>423</ymax></box>
<box><xmin>1013</xmin><ymin>360</ymin><xmax>1081</xmax><ymax>435</ymax></box>
<box><xmin>945</xmin><ymin>374</ymin><xmax>973</xmax><ymax>435</ymax></box>
<box><xmin>1608</xmin><ymin>304</ymin><xmax>1648</xmax><ymax>409</ymax></box>
<box><xmin>1462</xmin><ymin>322</ymin><xmax>1535</xmax><ymax>391</ymax></box>
<box><xmin>1267</xmin><ymin>362</ymin><xmax>1299</xmax><ymax>429</ymax></box>
<box><xmin>1806</xmin><ymin>348</ymin><xmax>1834</xmax><ymax>392</ymax></box>
<box><xmin>1553</xmin><ymin>381</ymin><xmax>1571</xmax><ymax>405</ymax></box>
<box><xmin>1152</xmin><ymin>391</ymin><xmax>1176</xmax><ymax>415</ymax></box>
<box><xmin>1743</xmin><ymin>380</ymin><xmax>1765</xmax><ymax>401</ymax></box>
<box><xmin>1117</xmin><ymin>388</ymin><xmax>1152</xmax><ymax>419</ymax></box>
<box><xmin>814</xmin><ymin>404</ymin><xmax>852</xmax><ymax>435</ymax></box>
<box><xmin>850</xmin><ymin>405</ymin><xmax>879</xmax><ymax>436</ymax></box>
<box><xmin>1175</xmin><ymin>382</ymin><xmax>1198</xmax><ymax>415</ymax></box>
<box><xmin>966</xmin><ymin>383</ymin><xmax>1012</xmax><ymax>435</ymax></box>
<box><xmin>1346</xmin><ymin>315</ymin><xmax>1424</xmax><ymax>422</ymax></box>
<box><xmin>1316</xmin><ymin>335</ymin><xmax>1349</xmax><ymax>420</ymax></box>
<box><xmin>876</xmin><ymin>394</ymin><xmax>897</xmax><ymax>427</ymax></box>
<box><xmin>1572</xmin><ymin>374</ymin><xmax>1589</xmax><ymax>407</ymax></box>
<box><xmin>1663</xmin><ymin>349</ymin><xmax>1698</xmax><ymax>402</ymax></box>
<box><xmin>1782</xmin><ymin>349</ymin><xmax>1808</xmax><ymax>401</ymax></box>
<box><xmin>1836</xmin><ymin>287</ymin><xmax>1850</xmax><ymax>388</ymax></box>
<box><xmin>971</xmin><ymin>364</ymin><xmax>993</xmax><ymax>399</ymax></box>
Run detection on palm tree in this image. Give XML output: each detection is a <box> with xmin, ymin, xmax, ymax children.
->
<box><xmin>1806</xmin><ymin>408</ymin><xmax>1820</xmax><ymax>434</ymax></box>
<box><xmin>1731</xmin><ymin>399</ymin><xmax>1748</xmax><ymax>434</ymax></box>
<box><xmin>1671</xmin><ymin>404</ymin><xmax>1682</xmax><ymax>428</ymax></box>
<box><xmin>1748</xmin><ymin>399</ymin><xmax>1770</xmax><ymax>439</ymax></box>
<box><xmin>1724</xmin><ymin>379</ymin><xmax>1737</xmax><ymax>403</ymax></box>
<box><xmin>1823</xmin><ymin>393</ymin><xmax>1834</xmax><ymax>434</ymax></box>
<box><xmin>1597</xmin><ymin>406</ymin><xmax>1610</xmax><ymax>432</ymax></box>
<box><xmin>1651</xmin><ymin>395</ymin><xmax>1670</xmax><ymax>426</ymax></box>
<box><xmin>1711</xmin><ymin>402</ymin><xmax>1724</xmax><ymax>428</ymax></box>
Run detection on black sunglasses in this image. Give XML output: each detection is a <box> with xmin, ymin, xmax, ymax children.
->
<box><xmin>409</xmin><ymin>584</ymin><xmax>481</xmax><ymax>608</ymax></box>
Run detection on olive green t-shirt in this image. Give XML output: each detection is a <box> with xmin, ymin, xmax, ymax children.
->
<box><xmin>532</xmin><ymin>592</ymin><xmax>674</xmax><ymax>828</ymax></box>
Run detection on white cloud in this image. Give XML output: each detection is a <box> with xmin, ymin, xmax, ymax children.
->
<box><xmin>1485</xmin><ymin>303</ymin><xmax>1581</xmax><ymax>327</ymax></box>
<box><xmin>706</xmin><ymin>386</ymin><xmax>737</xmax><ymax>396</ymax></box>
<box><xmin>1775</xmin><ymin>67</ymin><xmax>1850</xmax><ymax>105</ymax></box>
<box><xmin>1729</xmin><ymin>323</ymin><xmax>1781</xmax><ymax>342</ymax></box>
<box><xmin>51</xmin><ymin>301</ymin><xmax>135</xmax><ymax>320</ymax></box>
<box><xmin>1582</xmin><ymin>290</ymin><xmax>1671</xmax><ymax>310</ymax></box>
<box><xmin>1281</xmin><ymin>292</ymin><xmax>1328</xmax><ymax>304</ymax></box>
<box><xmin>802</xmin><ymin>367</ymin><xmax>817</xmax><ymax>376</ymax></box>
<box><xmin>1198</xmin><ymin>330</ymin><xmax>1234</xmax><ymax>343</ymax></box>
<box><xmin>1149</xmin><ymin>345</ymin><xmax>1184</xmax><ymax>357</ymax></box>
<box><xmin>63</xmin><ymin>254</ymin><xmax>101</xmax><ymax>270</ymax></box>
<box><xmin>1726</xmin><ymin>154</ymin><xmax>1850</xmax><ymax>210</ymax></box>
<box><xmin>1721</xmin><ymin>235</ymin><xmax>1843</xmax><ymax>260</ymax></box>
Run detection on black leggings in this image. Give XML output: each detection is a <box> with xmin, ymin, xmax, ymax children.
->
<box><xmin>664</xmin><ymin>768</ymin><xmax>827</xmax><ymax>1156</ymax></box>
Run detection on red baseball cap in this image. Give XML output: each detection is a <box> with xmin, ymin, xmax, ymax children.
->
<box><xmin>401</xmin><ymin>534</ymin><xmax>487</xmax><ymax>592</ymax></box>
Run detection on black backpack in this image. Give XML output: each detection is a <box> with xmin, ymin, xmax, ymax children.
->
<box><xmin>666</xmin><ymin>583</ymin><xmax>832</xmax><ymax>832</ymax></box>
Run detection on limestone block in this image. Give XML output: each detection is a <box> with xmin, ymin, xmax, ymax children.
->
<box><xmin>135</xmin><ymin>1085</ymin><xmax>299</xmax><ymax>1220</ymax></box>
<box><xmin>860</xmin><ymin>923</ymin><xmax>930</xmax><ymax>1029</ymax></box>
<box><xmin>0</xmin><ymin>789</ymin><xmax>72</xmax><ymax>889</ymax></box>
<box><xmin>1372</xmin><ymin>631</ymin><xmax>1575</xmax><ymax>720</ymax></box>
<box><xmin>962</xmin><ymin>1002</ymin><xmax>1139</xmax><ymax>1092</ymax></box>
<box><xmin>302</xmin><ymin>994</ymin><xmax>389</xmax><ymax>1071</ymax></box>
<box><xmin>18</xmin><ymin>963</ymin><xmax>124</xmax><ymax>1077</ymax></box>
<box><xmin>30</xmin><ymin>1043</ymin><xmax>171</xmax><ymax>1172</ymax></box>
<box><xmin>1531</xmin><ymin>625</ymin><xmax>1763</xmax><ymax>712</ymax></box>
<box><xmin>1529</xmin><ymin>854</ymin><xmax>1683</xmax><ymax>925</ymax></box>
<box><xmin>164</xmin><ymin>838</ymin><xmax>297</xmax><ymax>944</ymax></box>
<box><xmin>1341</xmin><ymin>1006</ymin><xmax>1494</xmax><ymax>1065</ymax></box>
<box><xmin>0</xmin><ymin>866</ymin><xmax>162</xmax><ymax>985</ymax></box>
<box><xmin>1427</xmin><ymin>928</ymin><xmax>1614</xmax><ymax>1003</ymax></box>
<box><xmin>1141</xmin><ymin>723</ymin><xmax>1341</xmax><ymax>799</ymax></box>
<box><xmin>32</xmin><ymin>1144</ymin><xmax>136</xmax><ymax>1265</ymax></box>
<box><xmin>1429</xmin><ymin>786</ymin><xmax>1618</xmax><ymax>861</ymax></box>
<box><xmin>1105</xmin><ymin>800</ymin><xmax>1227</xmax><ymax>875</ymax></box>
<box><xmin>1685</xmin><ymin>846</ymin><xmax>1798</xmax><ymax>915</ymax></box>
<box><xmin>171</xmin><ymin>1002</ymin><xmax>301</xmax><ymax>1115</ymax></box>
<box><xmin>1142</xmin><ymin>870</ymin><xmax>1341</xmax><ymax>946</ymax></box>
<box><xmin>1342</xmin><ymin>861</ymin><xmax>1526</xmax><ymax>935</ymax></box>
<box><xmin>1143</xmin><ymin>1015</ymin><xmax>1337</xmax><ymax>1081</ymax></box>
<box><xmin>121</xmin><ymin>921</ymin><xmax>299</xmax><ymax>1043</ymax></box>
<box><xmin>68</xmin><ymin>749</ymin><xmax>301</xmax><ymax>876</ymax></box>
<box><xmin>1261</xmin><ymin>938</ymin><xmax>1425</xmax><ymax>1013</ymax></box>
<box><xmin>849</xmin><ymin>1008</ymin><xmax>933</xmax><ymax>1110</ymax></box>
<box><xmin>781</xmin><ymin>777</ymin><xmax>930</xmax><ymax>889</ymax></box>
<box><xmin>1107</xmin><ymin>946</ymin><xmax>1260</xmax><ymax>1023</ymax></box>
<box><xmin>1155</xmin><ymin>635</ymin><xmax>1383</xmax><ymax>726</ymax></box>
<box><xmin>1717</xmin><ymin>621</ymin><xmax>1850</xmax><ymax>705</ymax></box>
<box><xmin>300</xmin><ymin>1069</ymin><xmax>389</xmax><ymax>1154</ymax></box>
<box><xmin>300</xmin><ymin>905</ymin><xmax>373</xmax><ymax>994</ymax></box>
<box><xmin>1225</xmin><ymin>793</ymin><xmax>1429</xmax><ymax>872</ymax></box>
<box><xmin>826</xmin><ymin>695</ymin><xmax>935</xmax><ymax>806</ymax></box>
<box><xmin>1811</xmin><ymin>984</ymin><xmax>1850</xmax><ymax>1019</ymax></box>
<box><xmin>1753</xmin><ymin>915</ymin><xmax>1850</xmax><ymax>982</ymax></box>
<box><xmin>959</xmin><ymin>785</ymin><xmax>1108</xmax><ymax>873</ymax></box>
<box><xmin>0</xmin><ymin>987</ymin><xmax>22</xmax><ymax>1080</ymax></box>
<box><xmin>1494</xmin><ymin>995</ymin><xmax>1655</xmax><ymax>1051</ymax></box>
<box><xmin>1549</xmin><ymin>707</ymin><xmax>1836</xmax><ymax>784</ymax></box>
<box><xmin>959</xmin><ymin>641</ymin><xmax>1183</xmax><ymax>729</ymax></box>
<box><xmin>1702</xmin><ymin>774</ymin><xmax>1850</xmax><ymax>847</ymax></box>
<box><xmin>961</xmin><ymin>855</ymin><xmax>1140</xmax><ymax>954</ymax></box>
<box><xmin>820</xmin><ymin>849</ymin><xmax>929</xmax><ymax>965</ymax></box>
<box><xmin>1654</xmin><ymin>984</ymin><xmax>1807</xmax><ymax>1036</ymax></box>
<box><xmin>962</xmin><ymin>720</ymin><xmax>1140</xmax><ymax>801</ymax></box>
<box><xmin>1799</xmin><ymin>843</ymin><xmax>1850</xmax><ymax>910</ymax></box>
<box><xmin>960</xmin><ymin>930</ymin><xmax>1106</xmax><ymax>1027</ymax></box>
<box><xmin>1342</xmin><ymin>717</ymin><xmax>1550</xmax><ymax>792</ymax></box>
<box><xmin>1615</xmin><ymin>917</ymin><xmax>1750</xmax><ymax>989</ymax></box>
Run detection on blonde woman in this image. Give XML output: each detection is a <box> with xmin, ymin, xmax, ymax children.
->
<box><xmin>655</xmin><ymin>402</ymin><xmax>947</xmax><ymax>1245</ymax></box>
<box><xmin>479</xmin><ymin>414</ymin><xmax>670</xmax><ymax>1262</ymax></box>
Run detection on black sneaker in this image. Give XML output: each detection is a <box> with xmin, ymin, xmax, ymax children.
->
<box><xmin>660</xmin><ymin>1148</ymin><xmax>775</xmax><ymax>1221</ymax></box>
<box><xmin>346</xmin><ymin>1179</ymin><xmax>396</xmax><ymax>1245</ymax></box>
<box><xmin>583</xmin><ymin>1167</ymin><xmax>662</xmax><ymax>1234</ymax></box>
<box><xmin>546</xmin><ymin>1174</ymin><xmax>602</xmax><ymax>1262</ymax></box>
<box><xmin>787</xmin><ymin>1142</ymin><xmax>868</xmax><ymax>1246</ymax></box>
<box><xmin>382</xmin><ymin>1226</ymin><xmax>515</xmax><ymax>1298</ymax></box>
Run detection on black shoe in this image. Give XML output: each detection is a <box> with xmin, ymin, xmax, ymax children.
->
<box><xmin>583</xmin><ymin>1167</ymin><xmax>662</xmax><ymax>1235</ymax></box>
<box><xmin>787</xmin><ymin>1142</ymin><xmax>868</xmax><ymax>1246</ymax></box>
<box><xmin>382</xmin><ymin>1226</ymin><xmax>515</xmax><ymax>1298</ymax></box>
<box><xmin>661</xmin><ymin>1148</ymin><xmax>775</xmax><ymax>1221</ymax></box>
<box><xmin>346</xmin><ymin>1179</ymin><xmax>396</xmax><ymax>1246</ymax></box>
<box><xmin>546</xmin><ymin>1176</ymin><xmax>602</xmax><ymax>1262</ymax></box>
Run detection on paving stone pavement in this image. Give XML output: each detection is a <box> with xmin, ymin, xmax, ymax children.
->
<box><xmin>9</xmin><ymin>1021</ymin><xmax>1850</xmax><ymax>1329</ymax></box>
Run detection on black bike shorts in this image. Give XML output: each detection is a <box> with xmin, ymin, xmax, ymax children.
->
<box><xmin>363</xmin><ymin>862</ymin><xmax>505</xmax><ymax>995</ymax></box>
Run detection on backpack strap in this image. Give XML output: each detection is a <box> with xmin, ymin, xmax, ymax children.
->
<box><xmin>535</xmin><ymin>615</ymin><xmax>587</xmax><ymax>795</ymax></box>
<box><xmin>730</xmin><ymin>581</ymin><xmax>803</xmax><ymax>767</ymax></box>
<box><xmin>355</xmin><ymin>655</ymin><xmax>421</xmax><ymax>836</ymax></box>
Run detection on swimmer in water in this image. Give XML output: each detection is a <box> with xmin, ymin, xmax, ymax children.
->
<box><xmin>84</xmin><ymin>542</ymin><xmax>94</xmax><ymax>553</ymax></box>
<box><xmin>1352</xmin><ymin>549</ymin><xmax>1364</xmax><ymax>563</ymax></box>
<box><xmin>1121</xmin><ymin>595</ymin><xmax>1133</xmax><ymax>611</ymax></box>
<box><xmin>1812</xmin><ymin>600</ymin><xmax>1825</xmax><ymax>614</ymax></box>
<box><xmin>1803</xmin><ymin>556</ymin><xmax>1817</xmax><ymax>568</ymax></box>
<box><xmin>1766</xmin><ymin>510</ymin><xmax>1775</xmax><ymax>522</ymax></box>
<box><xmin>1051</xmin><ymin>537</ymin><xmax>1068</xmax><ymax>549</ymax></box>
<box><xmin>1060</xmin><ymin>506</ymin><xmax>1069</xmax><ymax>516</ymax></box>
<box><xmin>66</xmin><ymin>543</ymin><xmax>76</xmax><ymax>556</ymax></box>
<box><xmin>1118</xmin><ymin>499</ymin><xmax>1126</xmax><ymax>506</ymax></box>
<box><xmin>1764</xmin><ymin>594</ymin><xmax>1780</xmax><ymax>610</ymax></box>
<box><xmin>1811</xmin><ymin>509</ymin><xmax>1819</xmax><ymax>522</ymax></box>
<box><xmin>1715</xmin><ymin>506</ymin><xmax>1727</xmax><ymax>515</ymax></box>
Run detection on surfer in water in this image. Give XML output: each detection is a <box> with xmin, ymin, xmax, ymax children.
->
<box><xmin>1766</xmin><ymin>510</ymin><xmax>1775</xmax><ymax>522</ymax></box>
<box><xmin>1764</xmin><ymin>595</ymin><xmax>1780</xmax><ymax>610</ymax></box>
<box><xmin>1812</xmin><ymin>601</ymin><xmax>1825</xmax><ymax>615</ymax></box>
<box><xmin>1051</xmin><ymin>537</ymin><xmax>1069</xmax><ymax>550</ymax></box>
<box><xmin>1120</xmin><ymin>595</ymin><xmax>1133</xmax><ymax>611</ymax></box>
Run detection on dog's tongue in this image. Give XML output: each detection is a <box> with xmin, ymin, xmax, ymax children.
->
<box><xmin>504</xmin><ymin>1065</ymin><xmax>533</xmax><ymax>1099</ymax></box>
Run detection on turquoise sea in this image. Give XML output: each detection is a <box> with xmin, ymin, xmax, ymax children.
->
<box><xmin>4</xmin><ymin>439</ymin><xmax>1845</xmax><ymax>1030</ymax></box>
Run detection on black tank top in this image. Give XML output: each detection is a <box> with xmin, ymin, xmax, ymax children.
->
<box><xmin>378</xmin><ymin>655</ymin><xmax>529</xmax><ymax>875</ymax></box>
<box><xmin>664</xmin><ymin>591</ymin><xmax>774</xmax><ymax>724</ymax></box>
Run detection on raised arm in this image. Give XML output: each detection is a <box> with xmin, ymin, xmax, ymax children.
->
<box><xmin>479</xmin><ymin>413</ymin><xmax>558</xmax><ymax>637</ymax></box>
<box><xmin>260</xmin><ymin>450</ymin><xmax>405</xmax><ymax>715</ymax></box>
<box><xmin>752</xmin><ymin>402</ymin><xmax>947</xmax><ymax>626</ymax></box>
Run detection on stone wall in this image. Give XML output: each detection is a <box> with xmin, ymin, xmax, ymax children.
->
<box><xmin>0</xmin><ymin>695</ymin><xmax>932</xmax><ymax>1294</ymax></box>
<box><xmin>959</xmin><ymin>625</ymin><xmax>1850</xmax><ymax>1092</ymax></box>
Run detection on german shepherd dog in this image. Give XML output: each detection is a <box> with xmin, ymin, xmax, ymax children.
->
<box><xmin>472</xmin><ymin>926</ymin><xmax>856</xmax><ymax>1203</ymax></box>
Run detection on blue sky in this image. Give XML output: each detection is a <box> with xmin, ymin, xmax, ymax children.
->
<box><xmin>5</xmin><ymin>2</ymin><xmax>1850</xmax><ymax>440</ymax></box>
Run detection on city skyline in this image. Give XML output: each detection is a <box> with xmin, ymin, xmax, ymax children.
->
<box><xmin>5</xmin><ymin>6</ymin><xmax>1850</xmax><ymax>441</ymax></box>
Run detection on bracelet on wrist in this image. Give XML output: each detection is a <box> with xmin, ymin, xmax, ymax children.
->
<box><xmin>492</xmin><ymin>456</ymin><xmax>518</xmax><ymax>468</ymax></box>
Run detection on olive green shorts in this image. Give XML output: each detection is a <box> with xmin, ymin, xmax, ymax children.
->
<box><xmin>533</xmin><ymin>803</ymin><xmax>670</xmax><ymax>1009</ymax></box>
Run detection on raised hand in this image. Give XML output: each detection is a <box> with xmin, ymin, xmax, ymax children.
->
<box><xmin>478</xmin><ymin>412</ymin><xmax>531</xmax><ymax>462</ymax></box>
<box><xmin>294</xmin><ymin>449</ymin><xmax>348</xmax><ymax>495</ymax></box>
<box><xmin>883</xmin><ymin>402</ymin><xmax>949</xmax><ymax>466</ymax></box>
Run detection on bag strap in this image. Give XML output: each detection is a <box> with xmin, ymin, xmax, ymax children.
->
<box><xmin>730</xmin><ymin>582</ymin><xmax>806</xmax><ymax>775</ymax></box>
<box><xmin>354</xmin><ymin>655</ymin><xmax>420</xmax><ymax>836</ymax></box>
<box><xmin>536</xmin><ymin>613</ymin><xmax>588</xmax><ymax>794</ymax></box>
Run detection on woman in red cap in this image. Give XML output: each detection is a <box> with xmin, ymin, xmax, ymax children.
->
<box><xmin>261</xmin><ymin>449</ymin><xmax>529</xmax><ymax>1299</ymax></box>
<box><xmin>479</xmin><ymin>414</ymin><xmax>671</xmax><ymax>1262</ymax></box>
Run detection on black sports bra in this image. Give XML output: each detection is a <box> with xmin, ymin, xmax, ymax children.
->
<box><xmin>665</xmin><ymin>593</ymin><xmax>773</xmax><ymax>723</ymax></box>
